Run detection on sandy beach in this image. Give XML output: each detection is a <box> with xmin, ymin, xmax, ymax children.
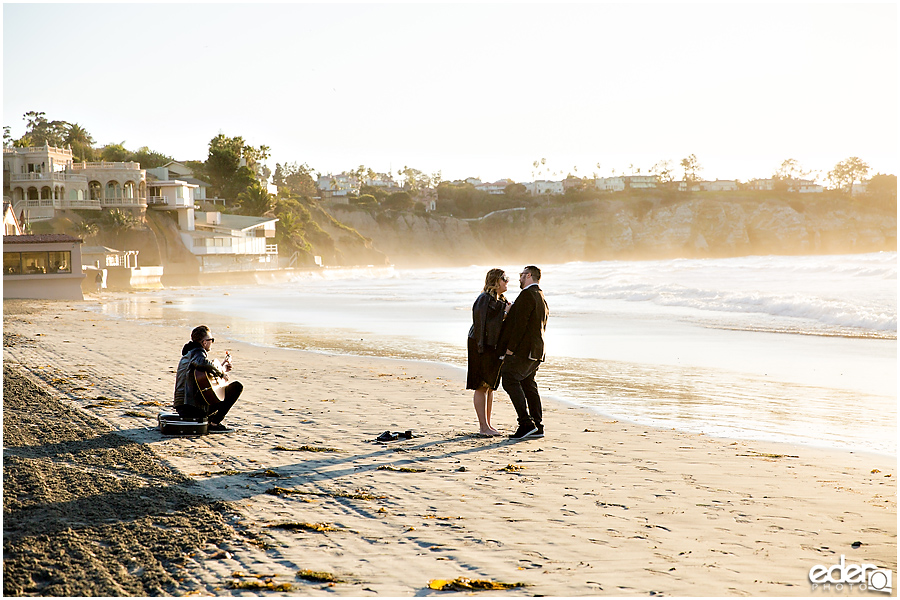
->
<box><xmin>3</xmin><ymin>298</ymin><xmax>896</xmax><ymax>596</ymax></box>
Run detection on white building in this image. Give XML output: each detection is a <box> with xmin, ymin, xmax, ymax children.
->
<box><xmin>476</xmin><ymin>179</ymin><xmax>513</xmax><ymax>195</ymax></box>
<box><xmin>749</xmin><ymin>178</ymin><xmax>824</xmax><ymax>193</ymax></box>
<box><xmin>182</xmin><ymin>211</ymin><xmax>278</xmax><ymax>271</ymax></box>
<box><xmin>3</xmin><ymin>233</ymin><xmax>85</xmax><ymax>300</ymax></box>
<box><xmin>318</xmin><ymin>173</ymin><xmax>359</xmax><ymax>197</ymax></box>
<box><xmin>525</xmin><ymin>180</ymin><xmax>564</xmax><ymax>195</ymax></box>
<box><xmin>3</xmin><ymin>144</ymin><xmax>148</xmax><ymax>222</ymax></box>
<box><xmin>146</xmin><ymin>162</ymin><xmax>214</xmax><ymax>202</ymax></box>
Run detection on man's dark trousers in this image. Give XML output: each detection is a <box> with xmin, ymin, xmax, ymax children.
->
<box><xmin>176</xmin><ymin>381</ymin><xmax>242</xmax><ymax>423</ymax></box>
<box><xmin>501</xmin><ymin>354</ymin><xmax>542</xmax><ymax>427</ymax></box>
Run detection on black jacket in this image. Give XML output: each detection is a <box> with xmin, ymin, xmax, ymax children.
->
<box><xmin>498</xmin><ymin>284</ymin><xmax>548</xmax><ymax>361</ymax></box>
<box><xmin>468</xmin><ymin>292</ymin><xmax>508</xmax><ymax>353</ymax></box>
<box><xmin>173</xmin><ymin>341</ymin><xmax>226</xmax><ymax>410</ymax></box>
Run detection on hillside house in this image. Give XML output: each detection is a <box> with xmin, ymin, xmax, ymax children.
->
<box><xmin>3</xmin><ymin>144</ymin><xmax>147</xmax><ymax>222</ymax></box>
<box><xmin>525</xmin><ymin>180</ymin><xmax>564</xmax><ymax>195</ymax></box>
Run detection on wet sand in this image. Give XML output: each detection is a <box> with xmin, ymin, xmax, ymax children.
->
<box><xmin>2</xmin><ymin>299</ymin><xmax>896</xmax><ymax>596</ymax></box>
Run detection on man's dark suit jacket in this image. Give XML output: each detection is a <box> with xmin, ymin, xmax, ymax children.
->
<box><xmin>498</xmin><ymin>284</ymin><xmax>549</xmax><ymax>361</ymax></box>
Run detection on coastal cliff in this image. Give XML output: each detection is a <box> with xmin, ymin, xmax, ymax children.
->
<box><xmin>328</xmin><ymin>194</ymin><xmax>897</xmax><ymax>266</ymax></box>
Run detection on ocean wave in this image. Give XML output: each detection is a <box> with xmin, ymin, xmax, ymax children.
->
<box><xmin>574</xmin><ymin>283</ymin><xmax>897</xmax><ymax>333</ymax></box>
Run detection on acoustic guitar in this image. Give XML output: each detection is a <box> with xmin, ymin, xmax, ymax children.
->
<box><xmin>194</xmin><ymin>352</ymin><xmax>230</xmax><ymax>407</ymax></box>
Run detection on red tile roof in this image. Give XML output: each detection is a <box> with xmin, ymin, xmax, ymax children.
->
<box><xmin>3</xmin><ymin>234</ymin><xmax>83</xmax><ymax>244</ymax></box>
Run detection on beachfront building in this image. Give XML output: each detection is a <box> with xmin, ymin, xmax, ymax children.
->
<box><xmin>146</xmin><ymin>162</ymin><xmax>215</xmax><ymax>203</ymax></box>
<box><xmin>3</xmin><ymin>233</ymin><xmax>85</xmax><ymax>300</ymax></box>
<box><xmin>181</xmin><ymin>211</ymin><xmax>279</xmax><ymax>272</ymax></box>
<box><xmin>595</xmin><ymin>177</ymin><xmax>625</xmax><ymax>192</ymax></box>
<box><xmin>595</xmin><ymin>175</ymin><xmax>659</xmax><ymax>191</ymax></box>
<box><xmin>525</xmin><ymin>180</ymin><xmax>564</xmax><ymax>195</ymax></box>
<box><xmin>362</xmin><ymin>172</ymin><xmax>400</xmax><ymax>192</ymax></box>
<box><xmin>748</xmin><ymin>178</ymin><xmax>825</xmax><ymax>193</ymax></box>
<box><xmin>2</xmin><ymin>144</ymin><xmax>148</xmax><ymax>223</ymax></box>
<box><xmin>476</xmin><ymin>179</ymin><xmax>514</xmax><ymax>195</ymax></box>
<box><xmin>318</xmin><ymin>173</ymin><xmax>359</xmax><ymax>199</ymax></box>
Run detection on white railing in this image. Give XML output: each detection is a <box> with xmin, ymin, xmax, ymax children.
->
<box><xmin>3</xmin><ymin>145</ymin><xmax>73</xmax><ymax>156</ymax></box>
<box><xmin>72</xmin><ymin>161</ymin><xmax>141</xmax><ymax>171</ymax></box>
<box><xmin>25</xmin><ymin>199</ymin><xmax>102</xmax><ymax>210</ymax></box>
<box><xmin>266</xmin><ymin>244</ymin><xmax>278</xmax><ymax>255</ymax></box>
<box><xmin>10</xmin><ymin>172</ymin><xmax>87</xmax><ymax>183</ymax></box>
<box><xmin>100</xmin><ymin>196</ymin><xmax>147</xmax><ymax>207</ymax></box>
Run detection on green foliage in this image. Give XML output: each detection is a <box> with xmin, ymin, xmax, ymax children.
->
<box><xmin>274</xmin><ymin>161</ymin><xmax>317</xmax><ymax>197</ymax></box>
<box><xmin>398</xmin><ymin>166</ymin><xmax>432</xmax><ymax>192</ymax></box>
<box><xmin>382</xmin><ymin>191</ymin><xmax>414</xmax><ymax>211</ymax></box>
<box><xmin>237</xmin><ymin>182</ymin><xmax>276</xmax><ymax>216</ymax></box>
<box><xmin>436</xmin><ymin>181</ymin><xmax>525</xmax><ymax>218</ymax></box>
<box><xmin>19</xmin><ymin>111</ymin><xmax>68</xmax><ymax>147</ymax></box>
<box><xmin>354</xmin><ymin>194</ymin><xmax>378</xmax><ymax>207</ymax></box>
<box><xmin>100</xmin><ymin>142</ymin><xmax>130</xmax><ymax>163</ymax></box>
<box><xmin>680</xmin><ymin>153</ymin><xmax>702</xmax><ymax>183</ymax></box>
<box><xmin>206</xmin><ymin>134</ymin><xmax>269</xmax><ymax>200</ymax></box>
<box><xmin>828</xmin><ymin>157</ymin><xmax>870</xmax><ymax>194</ymax></box>
<box><xmin>129</xmin><ymin>146</ymin><xmax>173</xmax><ymax>169</ymax></box>
<box><xmin>359</xmin><ymin>184</ymin><xmax>388</xmax><ymax>202</ymax></box>
<box><xmin>504</xmin><ymin>182</ymin><xmax>527</xmax><ymax>198</ymax></box>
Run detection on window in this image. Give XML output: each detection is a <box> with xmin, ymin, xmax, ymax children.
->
<box><xmin>4</xmin><ymin>252</ymin><xmax>21</xmax><ymax>275</ymax></box>
<box><xmin>3</xmin><ymin>251</ymin><xmax>72</xmax><ymax>275</ymax></box>
<box><xmin>21</xmin><ymin>251</ymin><xmax>49</xmax><ymax>274</ymax></box>
<box><xmin>49</xmin><ymin>251</ymin><xmax>71</xmax><ymax>273</ymax></box>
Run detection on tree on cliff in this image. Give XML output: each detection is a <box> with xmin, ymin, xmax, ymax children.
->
<box><xmin>273</xmin><ymin>161</ymin><xmax>317</xmax><ymax>198</ymax></box>
<box><xmin>398</xmin><ymin>166</ymin><xmax>431</xmax><ymax>193</ymax></box>
<box><xmin>680</xmin><ymin>154</ymin><xmax>702</xmax><ymax>186</ymax></box>
<box><xmin>651</xmin><ymin>160</ymin><xmax>675</xmax><ymax>186</ymax></box>
<box><xmin>205</xmin><ymin>134</ymin><xmax>270</xmax><ymax>201</ymax></box>
<box><xmin>828</xmin><ymin>157</ymin><xmax>869</xmax><ymax>194</ymax></box>
<box><xmin>237</xmin><ymin>182</ymin><xmax>276</xmax><ymax>216</ymax></box>
<box><xmin>382</xmin><ymin>191</ymin><xmax>415</xmax><ymax>211</ymax></box>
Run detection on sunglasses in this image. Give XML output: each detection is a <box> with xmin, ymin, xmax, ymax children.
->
<box><xmin>203</xmin><ymin>338</ymin><xmax>215</xmax><ymax>343</ymax></box>
<box><xmin>500</xmin><ymin>275</ymin><xmax>509</xmax><ymax>282</ymax></box>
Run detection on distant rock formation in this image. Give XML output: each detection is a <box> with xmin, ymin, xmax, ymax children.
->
<box><xmin>328</xmin><ymin>194</ymin><xmax>897</xmax><ymax>266</ymax></box>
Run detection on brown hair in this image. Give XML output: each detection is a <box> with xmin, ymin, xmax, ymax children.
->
<box><xmin>482</xmin><ymin>268</ymin><xmax>508</xmax><ymax>301</ymax></box>
<box><xmin>191</xmin><ymin>325</ymin><xmax>211</xmax><ymax>343</ymax></box>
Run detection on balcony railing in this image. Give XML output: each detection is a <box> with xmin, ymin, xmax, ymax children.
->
<box><xmin>100</xmin><ymin>196</ymin><xmax>147</xmax><ymax>207</ymax></box>
<box><xmin>24</xmin><ymin>199</ymin><xmax>102</xmax><ymax>210</ymax></box>
<box><xmin>3</xmin><ymin>145</ymin><xmax>73</xmax><ymax>156</ymax></box>
<box><xmin>266</xmin><ymin>244</ymin><xmax>278</xmax><ymax>255</ymax></box>
<box><xmin>9</xmin><ymin>172</ymin><xmax>87</xmax><ymax>184</ymax></box>
<box><xmin>72</xmin><ymin>161</ymin><xmax>141</xmax><ymax>171</ymax></box>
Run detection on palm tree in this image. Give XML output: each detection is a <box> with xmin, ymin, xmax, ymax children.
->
<box><xmin>65</xmin><ymin>122</ymin><xmax>95</xmax><ymax>161</ymax></box>
<box><xmin>237</xmin><ymin>183</ymin><xmax>276</xmax><ymax>216</ymax></box>
<box><xmin>74</xmin><ymin>220</ymin><xmax>99</xmax><ymax>239</ymax></box>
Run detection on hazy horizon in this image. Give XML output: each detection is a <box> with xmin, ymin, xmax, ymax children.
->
<box><xmin>4</xmin><ymin>3</ymin><xmax>897</xmax><ymax>184</ymax></box>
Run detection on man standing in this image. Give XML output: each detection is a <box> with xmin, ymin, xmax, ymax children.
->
<box><xmin>173</xmin><ymin>325</ymin><xmax>242</xmax><ymax>433</ymax></box>
<box><xmin>498</xmin><ymin>265</ymin><xmax>549</xmax><ymax>439</ymax></box>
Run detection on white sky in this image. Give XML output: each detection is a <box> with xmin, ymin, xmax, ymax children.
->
<box><xmin>3</xmin><ymin>3</ymin><xmax>897</xmax><ymax>184</ymax></box>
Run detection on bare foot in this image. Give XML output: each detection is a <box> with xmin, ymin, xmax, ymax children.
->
<box><xmin>480</xmin><ymin>428</ymin><xmax>502</xmax><ymax>436</ymax></box>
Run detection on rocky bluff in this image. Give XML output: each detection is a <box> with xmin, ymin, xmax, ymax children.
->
<box><xmin>329</xmin><ymin>194</ymin><xmax>897</xmax><ymax>267</ymax></box>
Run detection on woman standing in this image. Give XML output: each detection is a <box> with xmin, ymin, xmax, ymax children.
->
<box><xmin>466</xmin><ymin>268</ymin><xmax>511</xmax><ymax>435</ymax></box>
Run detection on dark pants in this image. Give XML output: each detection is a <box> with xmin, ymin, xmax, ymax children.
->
<box><xmin>176</xmin><ymin>381</ymin><xmax>243</xmax><ymax>424</ymax></box>
<box><xmin>501</xmin><ymin>355</ymin><xmax>542</xmax><ymax>427</ymax></box>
